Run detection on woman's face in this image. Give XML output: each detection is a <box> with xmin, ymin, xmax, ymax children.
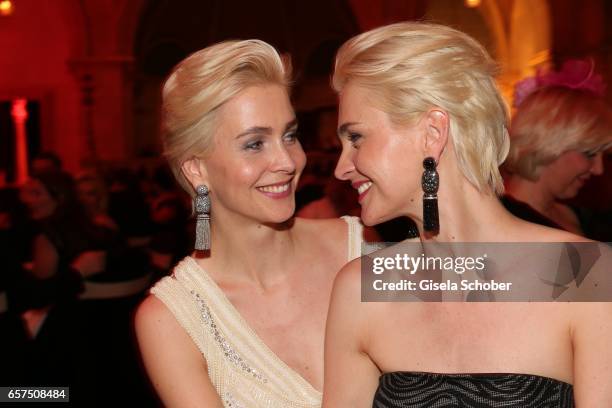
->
<box><xmin>19</xmin><ymin>178</ymin><xmax>57</xmax><ymax>220</ymax></box>
<box><xmin>202</xmin><ymin>84</ymin><xmax>305</xmax><ymax>224</ymax></box>
<box><xmin>335</xmin><ymin>82</ymin><xmax>424</xmax><ymax>226</ymax></box>
<box><xmin>538</xmin><ymin>150</ymin><xmax>604</xmax><ymax>199</ymax></box>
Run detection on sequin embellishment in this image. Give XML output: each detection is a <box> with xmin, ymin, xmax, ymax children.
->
<box><xmin>191</xmin><ymin>290</ymin><xmax>268</xmax><ymax>383</ymax></box>
<box><xmin>222</xmin><ymin>392</ymin><xmax>245</xmax><ymax>408</ymax></box>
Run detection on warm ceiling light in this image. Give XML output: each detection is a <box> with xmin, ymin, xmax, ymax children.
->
<box><xmin>0</xmin><ymin>0</ymin><xmax>13</xmax><ymax>16</ymax></box>
<box><xmin>465</xmin><ymin>0</ymin><xmax>481</xmax><ymax>8</ymax></box>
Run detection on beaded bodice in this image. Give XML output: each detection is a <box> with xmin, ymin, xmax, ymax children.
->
<box><xmin>151</xmin><ymin>216</ymin><xmax>363</xmax><ymax>407</ymax></box>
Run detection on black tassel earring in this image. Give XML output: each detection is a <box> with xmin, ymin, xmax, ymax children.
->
<box><xmin>422</xmin><ymin>157</ymin><xmax>439</xmax><ymax>233</ymax></box>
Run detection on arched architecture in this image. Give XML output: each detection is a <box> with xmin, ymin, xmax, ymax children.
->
<box><xmin>0</xmin><ymin>0</ymin><xmax>610</xmax><ymax>178</ymax></box>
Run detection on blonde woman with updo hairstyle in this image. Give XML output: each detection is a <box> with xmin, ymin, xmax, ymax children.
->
<box><xmin>322</xmin><ymin>22</ymin><xmax>612</xmax><ymax>407</ymax></box>
<box><xmin>134</xmin><ymin>39</ymin><xmax>365</xmax><ymax>407</ymax></box>
<box><xmin>503</xmin><ymin>62</ymin><xmax>612</xmax><ymax>235</ymax></box>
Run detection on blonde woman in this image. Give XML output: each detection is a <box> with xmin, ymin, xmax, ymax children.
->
<box><xmin>322</xmin><ymin>22</ymin><xmax>612</xmax><ymax>407</ymax></box>
<box><xmin>504</xmin><ymin>65</ymin><xmax>612</xmax><ymax>235</ymax></box>
<box><xmin>134</xmin><ymin>40</ymin><xmax>363</xmax><ymax>407</ymax></box>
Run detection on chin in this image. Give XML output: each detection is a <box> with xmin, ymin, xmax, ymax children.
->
<box><xmin>558</xmin><ymin>188</ymin><xmax>580</xmax><ymax>200</ymax></box>
<box><xmin>362</xmin><ymin>201</ymin><xmax>416</xmax><ymax>228</ymax></box>
<box><xmin>269</xmin><ymin>206</ymin><xmax>295</xmax><ymax>224</ymax></box>
<box><xmin>360</xmin><ymin>207</ymin><xmax>390</xmax><ymax>227</ymax></box>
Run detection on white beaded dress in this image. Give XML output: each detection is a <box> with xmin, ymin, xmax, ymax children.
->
<box><xmin>150</xmin><ymin>216</ymin><xmax>363</xmax><ymax>407</ymax></box>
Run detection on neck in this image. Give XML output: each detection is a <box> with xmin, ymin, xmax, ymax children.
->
<box><xmin>505</xmin><ymin>174</ymin><xmax>555</xmax><ymax>214</ymax></box>
<box><xmin>200</xmin><ymin>209</ymin><xmax>299</xmax><ymax>288</ymax></box>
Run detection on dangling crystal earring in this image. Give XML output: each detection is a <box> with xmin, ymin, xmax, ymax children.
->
<box><xmin>422</xmin><ymin>157</ymin><xmax>439</xmax><ymax>233</ymax></box>
<box><xmin>194</xmin><ymin>185</ymin><xmax>211</xmax><ymax>250</ymax></box>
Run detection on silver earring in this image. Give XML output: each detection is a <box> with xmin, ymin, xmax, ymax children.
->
<box><xmin>194</xmin><ymin>185</ymin><xmax>211</xmax><ymax>250</ymax></box>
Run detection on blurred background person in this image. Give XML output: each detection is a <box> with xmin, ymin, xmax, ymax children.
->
<box><xmin>503</xmin><ymin>60</ymin><xmax>612</xmax><ymax>237</ymax></box>
<box><xmin>31</xmin><ymin>151</ymin><xmax>63</xmax><ymax>174</ymax></box>
<box><xmin>76</xmin><ymin>170</ymin><xmax>119</xmax><ymax>231</ymax></box>
<box><xmin>17</xmin><ymin>171</ymin><xmax>104</xmax><ymax>310</ymax></box>
<box><xmin>11</xmin><ymin>170</ymin><xmax>106</xmax><ymax>394</ymax></box>
<box><xmin>13</xmin><ymin>169</ymin><xmax>154</xmax><ymax>405</ymax></box>
<box><xmin>146</xmin><ymin>163</ymin><xmax>191</xmax><ymax>278</ymax></box>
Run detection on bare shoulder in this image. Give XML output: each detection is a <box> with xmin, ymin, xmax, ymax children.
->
<box><xmin>570</xmin><ymin>302</ymin><xmax>612</xmax><ymax>405</ymax></box>
<box><xmin>570</xmin><ymin>301</ymin><xmax>612</xmax><ymax>356</ymax></box>
<box><xmin>134</xmin><ymin>294</ymin><xmax>175</xmax><ymax>331</ymax></box>
<box><xmin>328</xmin><ymin>257</ymin><xmax>370</xmax><ymax>334</ymax></box>
<box><xmin>134</xmin><ymin>294</ymin><xmax>202</xmax><ymax>360</ymax></box>
<box><xmin>324</xmin><ymin>257</ymin><xmax>382</xmax><ymax>407</ymax></box>
<box><xmin>332</xmin><ymin>257</ymin><xmax>363</xmax><ymax>299</ymax></box>
<box><xmin>570</xmin><ymin>301</ymin><xmax>612</xmax><ymax>322</ymax></box>
<box><xmin>510</xmin><ymin>219</ymin><xmax>591</xmax><ymax>242</ymax></box>
<box><xmin>134</xmin><ymin>295</ymin><xmax>223</xmax><ymax>406</ymax></box>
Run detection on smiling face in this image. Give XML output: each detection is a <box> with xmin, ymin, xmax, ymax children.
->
<box><xmin>196</xmin><ymin>84</ymin><xmax>305</xmax><ymax>225</ymax></box>
<box><xmin>335</xmin><ymin>82</ymin><xmax>425</xmax><ymax>226</ymax></box>
<box><xmin>538</xmin><ymin>149</ymin><xmax>604</xmax><ymax>200</ymax></box>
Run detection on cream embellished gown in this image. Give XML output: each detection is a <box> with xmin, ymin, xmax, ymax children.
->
<box><xmin>150</xmin><ymin>216</ymin><xmax>363</xmax><ymax>407</ymax></box>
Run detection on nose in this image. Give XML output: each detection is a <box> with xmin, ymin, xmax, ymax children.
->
<box><xmin>334</xmin><ymin>147</ymin><xmax>355</xmax><ymax>181</ymax></box>
<box><xmin>590</xmin><ymin>152</ymin><xmax>604</xmax><ymax>176</ymax></box>
<box><xmin>271</xmin><ymin>143</ymin><xmax>297</xmax><ymax>174</ymax></box>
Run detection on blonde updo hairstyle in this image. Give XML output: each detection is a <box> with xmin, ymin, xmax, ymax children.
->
<box><xmin>505</xmin><ymin>87</ymin><xmax>612</xmax><ymax>181</ymax></box>
<box><xmin>162</xmin><ymin>40</ymin><xmax>291</xmax><ymax>196</ymax></box>
<box><xmin>333</xmin><ymin>22</ymin><xmax>510</xmax><ymax>195</ymax></box>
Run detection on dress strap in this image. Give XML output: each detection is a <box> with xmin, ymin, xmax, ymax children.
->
<box><xmin>341</xmin><ymin>216</ymin><xmax>364</xmax><ymax>261</ymax></box>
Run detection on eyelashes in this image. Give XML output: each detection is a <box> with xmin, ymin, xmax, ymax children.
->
<box><xmin>244</xmin><ymin>140</ymin><xmax>264</xmax><ymax>151</ymax></box>
<box><xmin>582</xmin><ymin>149</ymin><xmax>600</xmax><ymax>159</ymax></box>
<box><xmin>283</xmin><ymin>130</ymin><xmax>300</xmax><ymax>144</ymax></box>
<box><xmin>347</xmin><ymin>132</ymin><xmax>363</xmax><ymax>147</ymax></box>
<box><xmin>242</xmin><ymin>130</ymin><xmax>300</xmax><ymax>151</ymax></box>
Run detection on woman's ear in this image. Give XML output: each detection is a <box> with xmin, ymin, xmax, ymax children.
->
<box><xmin>423</xmin><ymin>108</ymin><xmax>449</xmax><ymax>161</ymax></box>
<box><xmin>181</xmin><ymin>157</ymin><xmax>208</xmax><ymax>191</ymax></box>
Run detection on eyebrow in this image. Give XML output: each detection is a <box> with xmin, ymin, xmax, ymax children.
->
<box><xmin>235</xmin><ymin>118</ymin><xmax>298</xmax><ymax>139</ymax></box>
<box><xmin>337</xmin><ymin>122</ymin><xmax>359</xmax><ymax>137</ymax></box>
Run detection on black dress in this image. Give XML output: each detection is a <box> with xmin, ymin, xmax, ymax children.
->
<box><xmin>373</xmin><ymin>372</ymin><xmax>573</xmax><ymax>408</ymax></box>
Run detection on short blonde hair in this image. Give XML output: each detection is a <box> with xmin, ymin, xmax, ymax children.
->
<box><xmin>505</xmin><ymin>87</ymin><xmax>612</xmax><ymax>180</ymax></box>
<box><xmin>333</xmin><ymin>22</ymin><xmax>509</xmax><ymax>195</ymax></box>
<box><xmin>162</xmin><ymin>40</ymin><xmax>291</xmax><ymax>195</ymax></box>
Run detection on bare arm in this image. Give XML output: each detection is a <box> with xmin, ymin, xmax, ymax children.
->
<box><xmin>322</xmin><ymin>259</ymin><xmax>380</xmax><ymax>407</ymax></box>
<box><xmin>572</xmin><ymin>302</ymin><xmax>612</xmax><ymax>407</ymax></box>
<box><xmin>134</xmin><ymin>295</ymin><xmax>224</xmax><ymax>408</ymax></box>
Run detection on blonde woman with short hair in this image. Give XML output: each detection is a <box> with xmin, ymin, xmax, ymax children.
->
<box><xmin>134</xmin><ymin>39</ymin><xmax>364</xmax><ymax>407</ymax></box>
<box><xmin>503</xmin><ymin>63</ymin><xmax>612</xmax><ymax>235</ymax></box>
<box><xmin>323</xmin><ymin>22</ymin><xmax>612</xmax><ymax>407</ymax></box>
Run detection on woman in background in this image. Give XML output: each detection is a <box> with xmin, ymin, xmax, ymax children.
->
<box><xmin>10</xmin><ymin>171</ymin><xmax>108</xmax><ymax>396</ymax></box>
<box><xmin>503</xmin><ymin>61</ymin><xmax>612</xmax><ymax>236</ymax></box>
<box><xmin>323</xmin><ymin>22</ymin><xmax>611</xmax><ymax>407</ymax></box>
<box><xmin>18</xmin><ymin>171</ymin><xmax>106</xmax><ymax>312</ymax></box>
